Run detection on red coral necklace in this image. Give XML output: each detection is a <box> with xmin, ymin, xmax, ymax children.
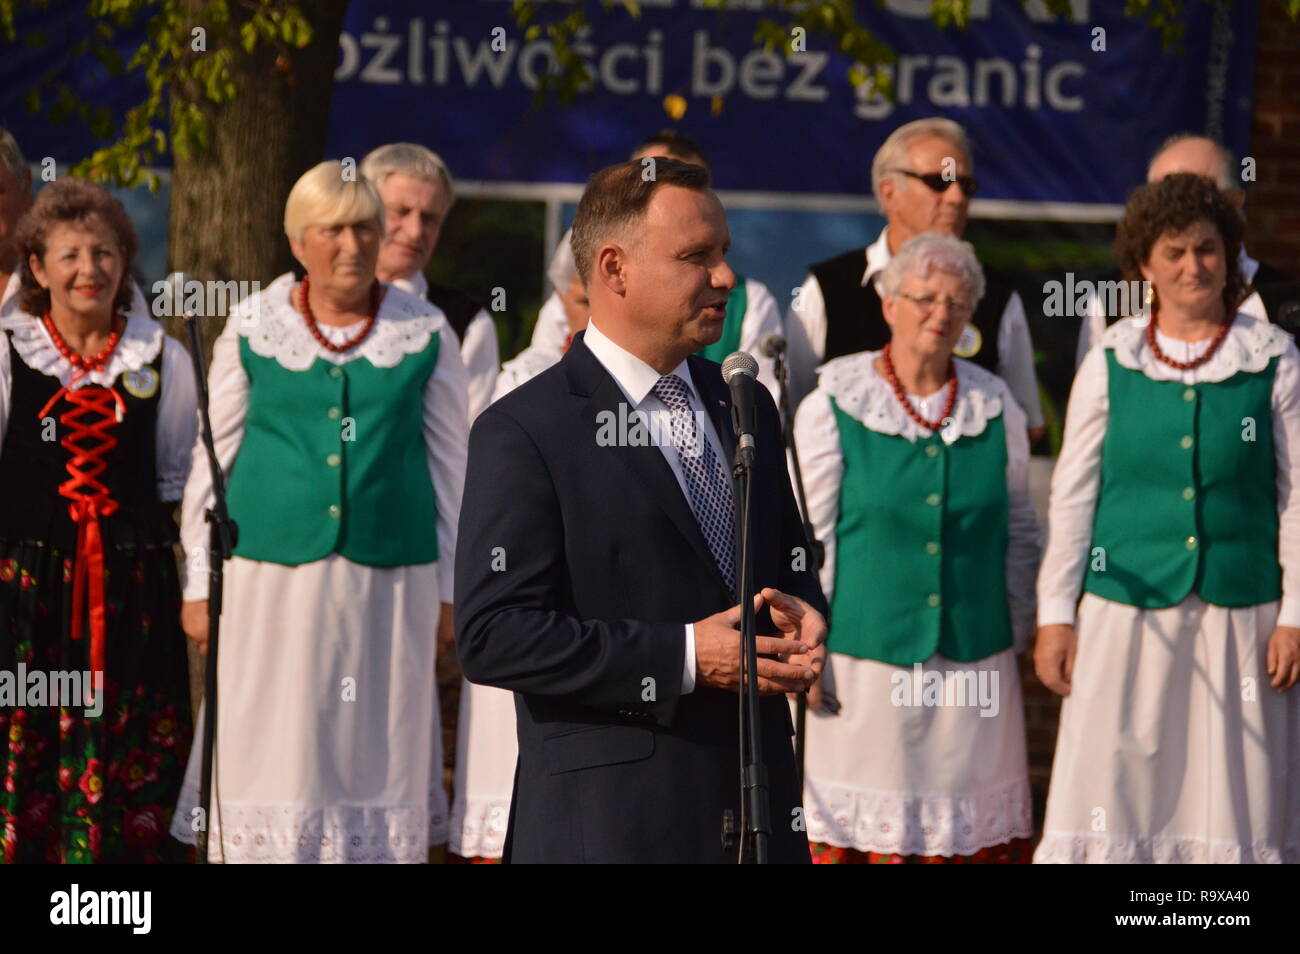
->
<box><xmin>1145</xmin><ymin>311</ymin><xmax>1232</xmax><ymax>371</ymax></box>
<box><xmin>880</xmin><ymin>343</ymin><xmax>958</xmax><ymax>433</ymax></box>
<box><xmin>296</xmin><ymin>275</ymin><xmax>381</xmax><ymax>353</ymax></box>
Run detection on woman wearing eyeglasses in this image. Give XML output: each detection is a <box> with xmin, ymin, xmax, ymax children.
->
<box><xmin>1034</xmin><ymin>174</ymin><xmax>1300</xmax><ymax>863</ymax></box>
<box><xmin>794</xmin><ymin>232</ymin><xmax>1040</xmax><ymax>863</ymax></box>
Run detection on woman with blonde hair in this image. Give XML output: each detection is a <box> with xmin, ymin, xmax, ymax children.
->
<box><xmin>169</xmin><ymin>161</ymin><xmax>469</xmax><ymax>863</ymax></box>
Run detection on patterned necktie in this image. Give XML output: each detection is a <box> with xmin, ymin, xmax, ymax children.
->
<box><xmin>650</xmin><ymin>374</ymin><xmax>736</xmax><ymax>590</ymax></box>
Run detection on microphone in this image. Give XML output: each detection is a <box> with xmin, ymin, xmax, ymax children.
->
<box><xmin>759</xmin><ymin>333</ymin><xmax>786</xmax><ymax>358</ymax></box>
<box><xmin>722</xmin><ymin>351</ymin><xmax>759</xmax><ymax>469</ymax></box>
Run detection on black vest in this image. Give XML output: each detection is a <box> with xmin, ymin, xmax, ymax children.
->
<box><xmin>810</xmin><ymin>246</ymin><xmax>1009</xmax><ymax>372</ymax></box>
<box><xmin>425</xmin><ymin>283</ymin><xmax>483</xmax><ymax>344</ymax></box>
<box><xmin>0</xmin><ymin>330</ymin><xmax>175</xmax><ymax>550</ymax></box>
<box><xmin>1251</xmin><ymin>261</ymin><xmax>1300</xmax><ymax>336</ymax></box>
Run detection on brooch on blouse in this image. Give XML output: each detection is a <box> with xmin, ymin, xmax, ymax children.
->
<box><xmin>121</xmin><ymin>366</ymin><xmax>159</xmax><ymax>400</ymax></box>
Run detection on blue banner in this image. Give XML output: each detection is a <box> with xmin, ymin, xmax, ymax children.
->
<box><xmin>0</xmin><ymin>1</ymin><xmax>1260</xmax><ymax>206</ymax></box>
<box><xmin>325</xmin><ymin>0</ymin><xmax>1260</xmax><ymax>204</ymax></box>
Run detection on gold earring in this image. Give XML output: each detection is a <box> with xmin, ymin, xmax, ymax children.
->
<box><xmin>1144</xmin><ymin>284</ymin><xmax>1155</xmax><ymax>306</ymax></box>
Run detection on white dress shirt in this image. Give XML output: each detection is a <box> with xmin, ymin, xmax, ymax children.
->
<box><xmin>1040</xmin><ymin>313</ymin><xmax>1300</xmax><ymax>628</ymax></box>
<box><xmin>530</xmin><ymin>275</ymin><xmax>785</xmax><ymax>400</ymax></box>
<box><xmin>1073</xmin><ymin>250</ymin><xmax>1269</xmax><ymax>368</ymax></box>
<box><xmin>583</xmin><ymin>318</ymin><xmax>739</xmax><ymax>695</ymax></box>
<box><xmin>786</xmin><ymin>226</ymin><xmax>1045</xmax><ymax>429</ymax></box>
<box><xmin>393</xmin><ymin>270</ymin><xmax>500</xmax><ymax>421</ymax></box>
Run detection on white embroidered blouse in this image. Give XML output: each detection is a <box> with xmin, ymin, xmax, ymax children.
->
<box><xmin>1037</xmin><ymin>313</ymin><xmax>1300</xmax><ymax>627</ymax></box>
<box><xmin>793</xmin><ymin>351</ymin><xmax>1040</xmax><ymax>647</ymax></box>
<box><xmin>177</xmin><ymin>273</ymin><xmax>468</xmax><ymax>602</ymax></box>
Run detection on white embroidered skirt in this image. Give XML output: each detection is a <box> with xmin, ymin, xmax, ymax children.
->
<box><xmin>802</xmin><ymin>647</ymin><xmax>1033</xmax><ymax>856</ymax></box>
<box><xmin>1035</xmin><ymin>592</ymin><xmax>1300</xmax><ymax>864</ymax></box>
<box><xmin>168</xmin><ymin>554</ymin><xmax>447</xmax><ymax>863</ymax></box>
<box><xmin>449</xmin><ymin>678</ymin><xmax>517</xmax><ymax>858</ymax></box>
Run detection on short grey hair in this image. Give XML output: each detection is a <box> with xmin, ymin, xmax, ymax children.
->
<box><xmin>871</xmin><ymin>118</ymin><xmax>971</xmax><ymax>204</ymax></box>
<box><xmin>878</xmin><ymin>232</ymin><xmax>985</xmax><ymax>306</ymax></box>
<box><xmin>1147</xmin><ymin>133</ymin><xmax>1236</xmax><ymax>192</ymax></box>
<box><xmin>360</xmin><ymin>142</ymin><xmax>455</xmax><ymax>205</ymax></box>
<box><xmin>0</xmin><ymin>127</ymin><xmax>28</xmax><ymax>183</ymax></box>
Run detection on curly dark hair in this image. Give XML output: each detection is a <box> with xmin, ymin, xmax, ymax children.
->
<box><xmin>1113</xmin><ymin>172</ymin><xmax>1245</xmax><ymax>315</ymax></box>
<box><xmin>14</xmin><ymin>177</ymin><xmax>139</xmax><ymax>317</ymax></box>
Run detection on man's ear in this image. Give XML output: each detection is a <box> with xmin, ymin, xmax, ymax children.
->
<box><xmin>594</xmin><ymin>243</ymin><xmax>628</xmax><ymax>296</ymax></box>
<box><xmin>877</xmin><ymin>175</ymin><xmax>898</xmax><ymax>216</ymax></box>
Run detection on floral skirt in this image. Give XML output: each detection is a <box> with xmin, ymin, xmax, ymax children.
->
<box><xmin>0</xmin><ymin>539</ymin><xmax>193</xmax><ymax>863</ymax></box>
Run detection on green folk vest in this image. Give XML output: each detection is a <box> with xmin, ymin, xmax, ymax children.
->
<box><xmin>1085</xmin><ymin>351</ymin><xmax>1280</xmax><ymax>607</ymax></box>
<box><xmin>828</xmin><ymin>401</ymin><xmax>1012</xmax><ymax>665</ymax></box>
<box><xmin>226</xmin><ymin>332</ymin><xmax>442</xmax><ymax>567</ymax></box>
<box><xmin>695</xmin><ymin>274</ymin><xmax>747</xmax><ymax>363</ymax></box>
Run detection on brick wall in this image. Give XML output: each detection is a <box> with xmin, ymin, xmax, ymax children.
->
<box><xmin>1245</xmin><ymin>1</ymin><xmax>1300</xmax><ymax>267</ymax></box>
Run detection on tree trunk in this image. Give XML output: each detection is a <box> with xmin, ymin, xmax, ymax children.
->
<box><xmin>166</xmin><ymin>0</ymin><xmax>350</xmax><ymax>340</ymax></box>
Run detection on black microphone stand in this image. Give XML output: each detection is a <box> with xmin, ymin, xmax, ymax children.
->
<box><xmin>731</xmin><ymin>416</ymin><xmax>767</xmax><ymax>864</ymax></box>
<box><xmin>182</xmin><ymin>300</ymin><xmax>238</xmax><ymax>864</ymax></box>
<box><xmin>769</xmin><ymin>347</ymin><xmax>824</xmax><ymax>784</ymax></box>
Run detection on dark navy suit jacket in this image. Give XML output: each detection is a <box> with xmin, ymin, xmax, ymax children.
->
<box><xmin>454</xmin><ymin>332</ymin><xmax>827</xmax><ymax>863</ymax></box>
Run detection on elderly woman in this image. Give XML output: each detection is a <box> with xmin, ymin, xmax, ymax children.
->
<box><xmin>169</xmin><ymin>161</ymin><xmax>469</xmax><ymax>863</ymax></box>
<box><xmin>794</xmin><ymin>232</ymin><xmax>1039</xmax><ymax>863</ymax></box>
<box><xmin>1035</xmin><ymin>173</ymin><xmax>1300</xmax><ymax>864</ymax></box>
<box><xmin>448</xmin><ymin>237</ymin><xmax>589</xmax><ymax>863</ymax></box>
<box><xmin>0</xmin><ymin>179</ymin><xmax>197</xmax><ymax>862</ymax></box>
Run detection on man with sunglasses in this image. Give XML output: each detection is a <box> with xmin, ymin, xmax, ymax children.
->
<box><xmin>786</xmin><ymin>118</ymin><xmax>1046</xmax><ymax>443</ymax></box>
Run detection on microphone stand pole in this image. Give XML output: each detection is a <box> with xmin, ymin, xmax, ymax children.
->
<box><xmin>732</xmin><ymin>432</ymin><xmax>767</xmax><ymax>864</ymax></box>
<box><xmin>770</xmin><ymin>349</ymin><xmax>824</xmax><ymax>785</ymax></box>
<box><xmin>184</xmin><ymin>304</ymin><xmax>238</xmax><ymax>864</ymax></box>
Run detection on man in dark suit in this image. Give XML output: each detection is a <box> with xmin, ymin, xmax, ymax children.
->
<box><xmin>455</xmin><ymin>158</ymin><xmax>827</xmax><ymax>863</ymax></box>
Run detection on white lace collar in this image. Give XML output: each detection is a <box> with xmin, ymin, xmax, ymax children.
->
<box><xmin>237</xmin><ymin>272</ymin><xmax>445</xmax><ymax>370</ymax></box>
<box><xmin>497</xmin><ymin>345</ymin><xmax>561</xmax><ymax>396</ymax></box>
<box><xmin>816</xmin><ymin>350</ymin><xmax>1004</xmax><ymax>444</ymax></box>
<box><xmin>1102</xmin><ymin>312</ymin><xmax>1290</xmax><ymax>384</ymax></box>
<box><xmin>0</xmin><ymin>305</ymin><xmax>163</xmax><ymax>388</ymax></box>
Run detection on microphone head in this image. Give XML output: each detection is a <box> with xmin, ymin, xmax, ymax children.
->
<box><xmin>759</xmin><ymin>333</ymin><xmax>786</xmax><ymax>358</ymax></box>
<box><xmin>721</xmin><ymin>351</ymin><xmax>759</xmax><ymax>384</ymax></box>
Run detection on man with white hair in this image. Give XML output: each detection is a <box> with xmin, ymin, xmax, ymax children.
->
<box><xmin>1074</xmin><ymin>132</ymin><xmax>1300</xmax><ymax>365</ymax></box>
<box><xmin>362</xmin><ymin>142</ymin><xmax>499</xmax><ymax>418</ymax></box>
<box><xmin>786</xmin><ymin>118</ymin><xmax>1046</xmax><ymax>443</ymax></box>
<box><xmin>0</xmin><ymin>127</ymin><xmax>34</xmax><ymax>318</ymax></box>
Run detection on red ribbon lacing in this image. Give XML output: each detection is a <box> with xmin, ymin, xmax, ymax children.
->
<box><xmin>35</xmin><ymin>315</ymin><xmax>126</xmax><ymax>679</ymax></box>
